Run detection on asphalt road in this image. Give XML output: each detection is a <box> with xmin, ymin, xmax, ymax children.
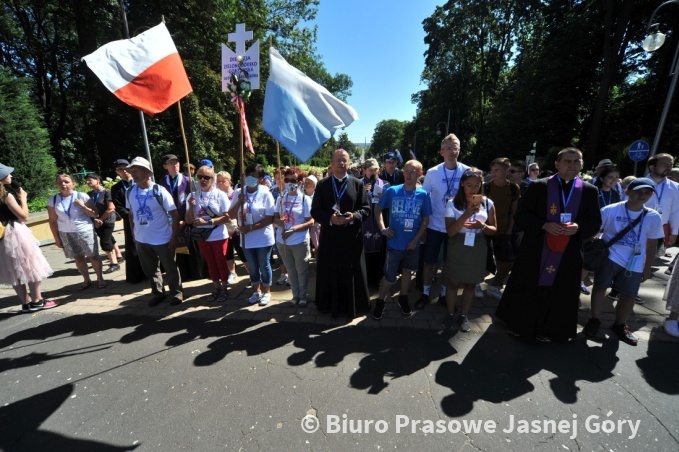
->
<box><xmin>1</xmin><ymin>310</ymin><xmax>677</xmax><ymax>451</ymax></box>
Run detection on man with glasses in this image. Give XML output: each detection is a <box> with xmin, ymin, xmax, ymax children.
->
<box><xmin>111</xmin><ymin>159</ymin><xmax>144</xmax><ymax>283</ymax></box>
<box><xmin>416</xmin><ymin>134</ymin><xmax>470</xmax><ymax>309</ymax></box>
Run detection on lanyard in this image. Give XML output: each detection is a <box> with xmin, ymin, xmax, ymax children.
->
<box><xmin>404</xmin><ymin>188</ymin><xmax>416</xmax><ymax>213</ymax></box>
<box><xmin>135</xmin><ymin>185</ymin><xmax>152</xmax><ymax>210</ymax></box>
<box><xmin>599</xmin><ymin>190</ymin><xmax>612</xmax><ymax>206</ymax></box>
<box><xmin>168</xmin><ymin>175</ymin><xmax>179</xmax><ymax>195</ymax></box>
<box><xmin>245</xmin><ymin>188</ymin><xmax>258</xmax><ymax>213</ymax></box>
<box><xmin>92</xmin><ymin>189</ymin><xmax>102</xmax><ymax>207</ymax></box>
<box><xmin>443</xmin><ymin>165</ymin><xmax>459</xmax><ymax>200</ymax></box>
<box><xmin>332</xmin><ymin>176</ymin><xmax>348</xmax><ymax>203</ymax></box>
<box><xmin>557</xmin><ymin>175</ymin><xmax>575</xmax><ymax>211</ymax></box>
<box><xmin>59</xmin><ymin>194</ymin><xmax>74</xmax><ymax>219</ymax></box>
<box><xmin>624</xmin><ymin>206</ymin><xmax>645</xmax><ymax>243</ymax></box>
<box><xmin>656</xmin><ymin>180</ymin><xmax>666</xmax><ymax>203</ymax></box>
<box><xmin>284</xmin><ymin>193</ymin><xmax>298</xmax><ymax>223</ymax></box>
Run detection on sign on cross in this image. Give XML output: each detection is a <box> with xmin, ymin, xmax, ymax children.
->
<box><xmin>228</xmin><ymin>23</ymin><xmax>253</xmax><ymax>57</ymax></box>
<box><xmin>222</xmin><ymin>23</ymin><xmax>260</xmax><ymax>90</ymax></box>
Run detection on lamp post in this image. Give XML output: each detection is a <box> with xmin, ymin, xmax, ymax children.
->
<box><xmin>435</xmin><ymin>121</ymin><xmax>448</xmax><ymax>137</ymax></box>
<box><xmin>413</xmin><ymin>130</ymin><xmax>420</xmax><ymax>155</ymax></box>
<box><xmin>643</xmin><ymin>0</ymin><xmax>679</xmax><ymax>159</ymax></box>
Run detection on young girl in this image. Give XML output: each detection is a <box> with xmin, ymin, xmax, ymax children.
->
<box><xmin>442</xmin><ymin>168</ymin><xmax>497</xmax><ymax>331</ymax></box>
<box><xmin>0</xmin><ymin>163</ymin><xmax>56</xmax><ymax>312</ymax></box>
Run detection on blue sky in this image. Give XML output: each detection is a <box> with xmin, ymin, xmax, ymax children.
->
<box><xmin>311</xmin><ymin>1</ymin><xmax>442</xmax><ymax>145</ymax></box>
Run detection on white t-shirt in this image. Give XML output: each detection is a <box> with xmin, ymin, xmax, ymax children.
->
<box><xmin>644</xmin><ymin>178</ymin><xmax>679</xmax><ymax>234</ymax></box>
<box><xmin>186</xmin><ymin>188</ymin><xmax>231</xmax><ymax>242</ymax></box>
<box><xmin>601</xmin><ymin>202</ymin><xmax>664</xmax><ymax>273</ymax></box>
<box><xmin>125</xmin><ymin>183</ymin><xmax>177</xmax><ymax>245</ymax></box>
<box><xmin>48</xmin><ymin>192</ymin><xmax>92</xmax><ymax>233</ymax></box>
<box><xmin>423</xmin><ymin>161</ymin><xmax>470</xmax><ymax>232</ymax></box>
<box><xmin>233</xmin><ymin>186</ymin><xmax>275</xmax><ymax>248</ymax></box>
<box><xmin>445</xmin><ymin>197</ymin><xmax>494</xmax><ymax>233</ymax></box>
<box><xmin>274</xmin><ymin>191</ymin><xmax>312</xmax><ymax>246</ymax></box>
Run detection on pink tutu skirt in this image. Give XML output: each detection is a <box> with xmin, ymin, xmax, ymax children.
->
<box><xmin>0</xmin><ymin>221</ymin><xmax>53</xmax><ymax>286</ymax></box>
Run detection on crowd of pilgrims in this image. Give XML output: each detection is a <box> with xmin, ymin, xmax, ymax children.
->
<box><xmin>1</xmin><ymin>136</ymin><xmax>679</xmax><ymax>346</ymax></box>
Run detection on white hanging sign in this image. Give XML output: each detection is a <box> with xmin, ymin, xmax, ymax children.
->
<box><xmin>222</xmin><ymin>23</ymin><xmax>260</xmax><ymax>90</ymax></box>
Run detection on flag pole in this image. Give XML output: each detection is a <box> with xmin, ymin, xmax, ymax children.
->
<box><xmin>177</xmin><ymin>100</ymin><xmax>195</xmax><ymax>192</ymax></box>
<box><xmin>118</xmin><ymin>0</ymin><xmax>153</xmax><ymax>178</ymax></box>
<box><xmin>276</xmin><ymin>141</ymin><xmax>287</xmax><ymax>257</ymax></box>
<box><xmin>240</xmin><ymin>108</ymin><xmax>246</xmax><ymax>249</ymax></box>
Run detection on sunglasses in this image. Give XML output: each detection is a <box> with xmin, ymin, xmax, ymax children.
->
<box><xmin>463</xmin><ymin>170</ymin><xmax>483</xmax><ymax>177</ymax></box>
<box><xmin>283</xmin><ymin>178</ymin><xmax>298</xmax><ymax>183</ymax></box>
<box><xmin>530</xmin><ymin>168</ymin><xmax>540</xmax><ymax>172</ymax></box>
<box><xmin>197</xmin><ymin>174</ymin><xmax>212</xmax><ymax>181</ymax></box>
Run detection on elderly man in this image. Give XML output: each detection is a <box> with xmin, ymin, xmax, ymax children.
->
<box><xmin>496</xmin><ymin>148</ymin><xmax>601</xmax><ymax>342</ymax></box>
<box><xmin>311</xmin><ymin>149</ymin><xmax>371</xmax><ymax>318</ymax></box>
<box><xmin>126</xmin><ymin>157</ymin><xmax>184</xmax><ymax>306</ymax></box>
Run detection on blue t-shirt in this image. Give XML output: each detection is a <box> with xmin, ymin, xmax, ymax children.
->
<box><xmin>378</xmin><ymin>184</ymin><xmax>432</xmax><ymax>250</ymax></box>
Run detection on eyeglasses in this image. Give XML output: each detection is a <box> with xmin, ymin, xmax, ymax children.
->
<box><xmin>530</xmin><ymin>168</ymin><xmax>540</xmax><ymax>172</ymax></box>
<box><xmin>508</xmin><ymin>170</ymin><xmax>523</xmax><ymax>174</ymax></box>
<box><xmin>443</xmin><ymin>146</ymin><xmax>460</xmax><ymax>151</ymax></box>
<box><xmin>115</xmin><ymin>167</ymin><xmax>128</xmax><ymax>172</ymax></box>
<box><xmin>284</xmin><ymin>178</ymin><xmax>297</xmax><ymax>183</ymax></box>
<box><xmin>197</xmin><ymin>174</ymin><xmax>212</xmax><ymax>181</ymax></box>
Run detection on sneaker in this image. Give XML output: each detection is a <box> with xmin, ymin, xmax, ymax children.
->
<box><xmin>442</xmin><ymin>314</ymin><xmax>456</xmax><ymax>330</ymax></box>
<box><xmin>458</xmin><ymin>314</ymin><xmax>471</xmax><ymax>332</ymax></box>
<box><xmin>298</xmin><ymin>299</ymin><xmax>307</xmax><ymax>307</ymax></box>
<box><xmin>580</xmin><ymin>281</ymin><xmax>591</xmax><ymax>295</ymax></box>
<box><xmin>606</xmin><ymin>289</ymin><xmax>619</xmax><ymax>301</ymax></box>
<box><xmin>20</xmin><ymin>303</ymin><xmax>31</xmax><ymax>314</ymax></box>
<box><xmin>43</xmin><ymin>300</ymin><xmax>59</xmax><ymax>309</ymax></box>
<box><xmin>168</xmin><ymin>295</ymin><xmax>183</xmax><ymax>306</ymax></box>
<box><xmin>103</xmin><ymin>263</ymin><xmax>120</xmax><ymax>274</ymax></box>
<box><xmin>248</xmin><ymin>292</ymin><xmax>262</xmax><ymax>305</ymax></box>
<box><xmin>475</xmin><ymin>284</ymin><xmax>484</xmax><ymax>299</ymax></box>
<box><xmin>535</xmin><ymin>334</ymin><xmax>552</xmax><ymax>343</ymax></box>
<box><xmin>290</xmin><ymin>297</ymin><xmax>299</xmax><ymax>307</ymax></box>
<box><xmin>207</xmin><ymin>288</ymin><xmax>220</xmax><ymax>302</ymax></box>
<box><xmin>216</xmin><ymin>290</ymin><xmax>228</xmax><ymax>302</ymax></box>
<box><xmin>663</xmin><ymin>319</ymin><xmax>679</xmax><ymax>337</ymax></box>
<box><xmin>259</xmin><ymin>293</ymin><xmax>271</xmax><ymax>306</ymax></box>
<box><xmin>276</xmin><ymin>274</ymin><xmax>288</xmax><ymax>285</ymax></box>
<box><xmin>148</xmin><ymin>293</ymin><xmax>166</xmax><ymax>307</ymax></box>
<box><xmin>665</xmin><ymin>268</ymin><xmax>673</xmax><ymax>276</ymax></box>
<box><xmin>487</xmin><ymin>285</ymin><xmax>503</xmax><ymax>300</ymax></box>
<box><xmin>415</xmin><ymin>294</ymin><xmax>430</xmax><ymax>310</ymax></box>
<box><xmin>397</xmin><ymin>295</ymin><xmax>412</xmax><ymax>318</ymax></box>
<box><xmin>611</xmin><ymin>323</ymin><xmax>638</xmax><ymax>346</ymax></box>
<box><xmin>583</xmin><ymin>318</ymin><xmax>601</xmax><ymax>339</ymax></box>
<box><xmin>227</xmin><ymin>272</ymin><xmax>238</xmax><ymax>284</ymax></box>
<box><xmin>372</xmin><ymin>298</ymin><xmax>385</xmax><ymax>320</ymax></box>
<box><xmin>634</xmin><ymin>295</ymin><xmax>644</xmax><ymax>305</ymax></box>
<box><xmin>28</xmin><ymin>299</ymin><xmax>45</xmax><ymax>311</ymax></box>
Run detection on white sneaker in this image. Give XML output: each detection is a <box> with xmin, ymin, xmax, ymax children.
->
<box><xmin>487</xmin><ymin>285</ymin><xmax>503</xmax><ymax>300</ymax></box>
<box><xmin>276</xmin><ymin>274</ymin><xmax>288</xmax><ymax>285</ymax></box>
<box><xmin>259</xmin><ymin>293</ymin><xmax>271</xmax><ymax>306</ymax></box>
<box><xmin>663</xmin><ymin>319</ymin><xmax>679</xmax><ymax>337</ymax></box>
<box><xmin>227</xmin><ymin>272</ymin><xmax>237</xmax><ymax>284</ymax></box>
<box><xmin>474</xmin><ymin>284</ymin><xmax>484</xmax><ymax>299</ymax></box>
<box><xmin>290</xmin><ymin>298</ymin><xmax>299</xmax><ymax>306</ymax></box>
<box><xmin>248</xmin><ymin>292</ymin><xmax>262</xmax><ymax>305</ymax></box>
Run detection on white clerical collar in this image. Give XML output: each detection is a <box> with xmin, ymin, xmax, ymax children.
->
<box><xmin>333</xmin><ymin>175</ymin><xmax>348</xmax><ymax>183</ymax></box>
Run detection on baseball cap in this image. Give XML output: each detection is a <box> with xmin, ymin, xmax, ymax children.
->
<box><xmin>161</xmin><ymin>154</ymin><xmax>179</xmax><ymax>165</ymax></box>
<box><xmin>199</xmin><ymin>159</ymin><xmax>214</xmax><ymax>168</ymax></box>
<box><xmin>113</xmin><ymin>159</ymin><xmax>129</xmax><ymax>167</ymax></box>
<box><xmin>384</xmin><ymin>152</ymin><xmax>397</xmax><ymax>161</ymax></box>
<box><xmin>596</xmin><ymin>159</ymin><xmax>615</xmax><ymax>168</ymax></box>
<box><xmin>0</xmin><ymin>163</ymin><xmax>14</xmax><ymax>180</ymax></box>
<box><xmin>626</xmin><ymin>177</ymin><xmax>655</xmax><ymax>192</ymax></box>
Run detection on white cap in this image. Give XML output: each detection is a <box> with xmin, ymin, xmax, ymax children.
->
<box><xmin>127</xmin><ymin>157</ymin><xmax>154</xmax><ymax>173</ymax></box>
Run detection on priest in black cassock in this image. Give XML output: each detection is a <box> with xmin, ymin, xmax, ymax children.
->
<box><xmin>311</xmin><ymin>149</ymin><xmax>371</xmax><ymax>318</ymax></box>
<box><xmin>496</xmin><ymin>148</ymin><xmax>601</xmax><ymax>341</ymax></box>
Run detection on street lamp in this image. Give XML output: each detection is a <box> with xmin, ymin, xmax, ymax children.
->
<box><xmin>643</xmin><ymin>0</ymin><xmax>679</xmax><ymax>159</ymax></box>
<box><xmin>435</xmin><ymin>121</ymin><xmax>448</xmax><ymax>137</ymax></box>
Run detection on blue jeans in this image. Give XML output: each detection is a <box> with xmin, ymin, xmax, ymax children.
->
<box><xmin>243</xmin><ymin>245</ymin><xmax>273</xmax><ymax>287</ymax></box>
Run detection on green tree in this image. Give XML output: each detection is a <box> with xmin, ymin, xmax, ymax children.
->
<box><xmin>371</xmin><ymin>119</ymin><xmax>407</xmax><ymax>160</ymax></box>
<box><xmin>0</xmin><ymin>69</ymin><xmax>56</xmax><ymax>199</ymax></box>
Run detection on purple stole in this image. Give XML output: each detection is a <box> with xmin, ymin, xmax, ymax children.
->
<box><xmin>538</xmin><ymin>175</ymin><xmax>583</xmax><ymax>286</ymax></box>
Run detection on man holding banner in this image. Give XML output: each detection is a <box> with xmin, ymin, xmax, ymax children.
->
<box><xmin>496</xmin><ymin>148</ymin><xmax>601</xmax><ymax>342</ymax></box>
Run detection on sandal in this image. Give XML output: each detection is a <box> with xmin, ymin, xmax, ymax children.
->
<box><xmin>97</xmin><ymin>281</ymin><xmax>107</xmax><ymax>289</ymax></box>
<box><xmin>207</xmin><ymin>288</ymin><xmax>220</xmax><ymax>302</ymax></box>
<box><xmin>216</xmin><ymin>290</ymin><xmax>228</xmax><ymax>302</ymax></box>
<box><xmin>79</xmin><ymin>281</ymin><xmax>92</xmax><ymax>291</ymax></box>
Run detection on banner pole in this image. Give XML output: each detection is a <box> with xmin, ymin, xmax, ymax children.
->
<box><xmin>276</xmin><ymin>141</ymin><xmax>287</xmax><ymax>256</ymax></box>
<box><xmin>177</xmin><ymin>100</ymin><xmax>195</xmax><ymax>192</ymax></box>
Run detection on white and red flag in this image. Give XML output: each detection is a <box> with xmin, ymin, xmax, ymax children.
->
<box><xmin>82</xmin><ymin>23</ymin><xmax>192</xmax><ymax>116</ymax></box>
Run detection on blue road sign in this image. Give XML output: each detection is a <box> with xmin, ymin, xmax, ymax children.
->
<box><xmin>628</xmin><ymin>140</ymin><xmax>650</xmax><ymax>162</ymax></box>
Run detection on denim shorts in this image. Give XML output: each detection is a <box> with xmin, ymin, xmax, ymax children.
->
<box><xmin>383</xmin><ymin>247</ymin><xmax>420</xmax><ymax>284</ymax></box>
<box><xmin>423</xmin><ymin>229</ymin><xmax>448</xmax><ymax>265</ymax></box>
<box><xmin>593</xmin><ymin>258</ymin><xmax>642</xmax><ymax>297</ymax></box>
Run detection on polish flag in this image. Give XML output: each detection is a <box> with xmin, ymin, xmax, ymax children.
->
<box><xmin>82</xmin><ymin>23</ymin><xmax>192</xmax><ymax>116</ymax></box>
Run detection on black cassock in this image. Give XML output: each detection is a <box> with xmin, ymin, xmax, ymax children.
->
<box><xmin>496</xmin><ymin>177</ymin><xmax>601</xmax><ymax>340</ymax></box>
<box><xmin>111</xmin><ymin>179</ymin><xmax>144</xmax><ymax>283</ymax></box>
<box><xmin>311</xmin><ymin>175</ymin><xmax>371</xmax><ymax>318</ymax></box>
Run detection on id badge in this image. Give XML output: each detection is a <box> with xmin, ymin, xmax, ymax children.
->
<box><xmin>372</xmin><ymin>195</ymin><xmax>380</xmax><ymax>204</ymax></box>
<box><xmin>139</xmin><ymin>215</ymin><xmax>148</xmax><ymax>226</ymax></box>
<box><xmin>464</xmin><ymin>231</ymin><xmax>476</xmax><ymax>247</ymax></box>
<box><xmin>655</xmin><ymin>204</ymin><xmax>663</xmax><ymax>214</ymax></box>
<box><xmin>560</xmin><ymin>213</ymin><xmax>572</xmax><ymax>223</ymax></box>
<box><xmin>245</xmin><ymin>213</ymin><xmax>254</xmax><ymax>224</ymax></box>
<box><xmin>634</xmin><ymin>243</ymin><xmax>642</xmax><ymax>255</ymax></box>
<box><xmin>333</xmin><ymin>203</ymin><xmax>341</xmax><ymax>214</ymax></box>
<box><xmin>404</xmin><ymin>218</ymin><xmax>414</xmax><ymax>232</ymax></box>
